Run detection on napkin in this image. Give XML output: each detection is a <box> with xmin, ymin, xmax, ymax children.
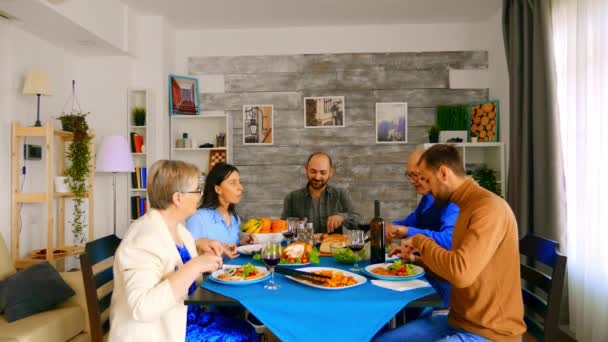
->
<box><xmin>371</xmin><ymin>279</ymin><xmax>431</xmax><ymax>292</ymax></box>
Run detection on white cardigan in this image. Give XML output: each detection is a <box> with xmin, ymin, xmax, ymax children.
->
<box><xmin>109</xmin><ymin>209</ymin><xmax>200</xmax><ymax>342</ymax></box>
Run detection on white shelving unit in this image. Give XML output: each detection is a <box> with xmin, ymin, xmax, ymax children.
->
<box><xmin>170</xmin><ymin>113</ymin><xmax>232</xmax><ymax>175</ymax></box>
<box><xmin>422</xmin><ymin>142</ymin><xmax>505</xmax><ymax>196</ymax></box>
<box><xmin>127</xmin><ymin>89</ymin><xmax>152</xmax><ymax>224</ymax></box>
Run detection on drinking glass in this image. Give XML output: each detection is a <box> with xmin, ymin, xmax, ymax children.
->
<box><xmin>348</xmin><ymin>230</ymin><xmax>365</xmax><ymax>272</ymax></box>
<box><xmin>261</xmin><ymin>242</ymin><xmax>281</xmax><ymax>290</ymax></box>
<box><xmin>283</xmin><ymin>218</ymin><xmax>298</xmax><ymax>244</ymax></box>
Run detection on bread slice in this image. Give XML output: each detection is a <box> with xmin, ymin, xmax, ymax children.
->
<box><xmin>319</xmin><ymin>234</ymin><xmax>350</xmax><ymax>254</ymax></box>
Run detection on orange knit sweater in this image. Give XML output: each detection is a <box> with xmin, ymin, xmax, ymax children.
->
<box><xmin>412</xmin><ymin>179</ymin><xmax>526</xmax><ymax>341</ymax></box>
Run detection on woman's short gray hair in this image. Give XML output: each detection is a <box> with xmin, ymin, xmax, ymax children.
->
<box><xmin>147</xmin><ymin>159</ymin><xmax>200</xmax><ymax>209</ymax></box>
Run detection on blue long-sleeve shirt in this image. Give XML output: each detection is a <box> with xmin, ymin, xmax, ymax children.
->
<box><xmin>393</xmin><ymin>193</ymin><xmax>459</xmax><ymax>307</ymax></box>
<box><xmin>393</xmin><ymin>193</ymin><xmax>458</xmax><ymax>251</ymax></box>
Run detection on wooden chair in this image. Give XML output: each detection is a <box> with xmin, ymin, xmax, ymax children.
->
<box><xmin>519</xmin><ymin>235</ymin><xmax>567</xmax><ymax>342</ymax></box>
<box><xmin>79</xmin><ymin>234</ymin><xmax>121</xmax><ymax>342</ymax></box>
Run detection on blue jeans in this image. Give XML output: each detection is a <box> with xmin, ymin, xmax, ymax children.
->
<box><xmin>374</xmin><ymin>315</ymin><xmax>490</xmax><ymax>342</ymax></box>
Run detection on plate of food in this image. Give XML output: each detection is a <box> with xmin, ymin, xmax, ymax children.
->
<box><xmin>285</xmin><ymin>267</ymin><xmax>367</xmax><ymax>290</ymax></box>
<box><xmin>209</xmin><ymin>263</ymin><xmax>270</xmax><ymax>285</ymax></box>
<box><xmin>236</xmin><ymin>244</ymin><xmax>264</xmax><ymax>255</ymax></box>
<box><xmin>278</xmin><ymin>241</ymin><xmax>320</xmax><ymax>266</ymax></box>
<box><xmin>364</xmin><ymin>260</ymin><xmax>425</xmax><ymax>281</ymax></box>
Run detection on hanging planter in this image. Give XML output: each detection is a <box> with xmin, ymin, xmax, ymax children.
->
<box><xmin>57</xmin><ymin>81</ymin><xmax>91</xmax><ymax>245</ymax></box>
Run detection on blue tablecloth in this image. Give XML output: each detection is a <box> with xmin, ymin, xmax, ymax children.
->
<box><xmin>201</xmin><ymin>256</ymin><xmax>436</xmax><ymax>342</ymax></box>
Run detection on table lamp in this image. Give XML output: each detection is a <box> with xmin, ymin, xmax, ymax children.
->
<box><xmin>96</xmin><ymin>136</ymin><xmax>134</xmax><ymax>235</ymax></box>
<box><xmin>22</xmin><ymin>71</ymin><xmax>53</xmax><ymax>127</ymax></box>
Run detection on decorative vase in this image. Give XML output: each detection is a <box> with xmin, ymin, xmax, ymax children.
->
<box><xmin>471</xmin><ymin>137</ymin><xmax>478</xmax><ymax>143</ymax></box>
<box><xmin>54</xmin><ymin>176</ymin><xmax>70</xmax><ymax>193</ymax></box>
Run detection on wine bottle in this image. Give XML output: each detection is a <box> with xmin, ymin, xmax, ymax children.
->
<box><xmin>369</xmin><ymin>200</ymin><xmax>385</xmax><ymax>264</ymax></box>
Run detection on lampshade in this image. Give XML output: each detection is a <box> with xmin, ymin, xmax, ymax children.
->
<box><xmin>96</xmin><ymin>136</ymin><xmax>135</xmax><ymax>173</ymax></box>
<box><xmin>22</xmin><ymin>71</ymin><xmax>53</xmax><ymax>96</ymax></box>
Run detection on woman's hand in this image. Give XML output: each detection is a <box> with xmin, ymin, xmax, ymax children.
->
<box><xmin>239</xmin><ymin>234</ymin><xmax>254</xmax><ymax>245</ymax></box>
<box><xmin>223</xmin><ymin>243</ymin><xmax>239</xmax><ymax>259</ymax></box>
<box><xmin>191</xmin><ymin>254</ymin><xmax>223</xmax><ymax>273</ymax></box>
<box><xmin>195</xmin><ymin>238</ymin><xmax>225</xmax><ymax>257</ymax></box>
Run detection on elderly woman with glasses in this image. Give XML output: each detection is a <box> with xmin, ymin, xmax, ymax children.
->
<box><xmin>186</xmin><ymin>162</ymin><xmax>252</xmax><ymax>259</ymax></box>
<box><xmin>109</xmin><ymin>160</ymin><xmax>257</xmax><ymax>342</ymax></box>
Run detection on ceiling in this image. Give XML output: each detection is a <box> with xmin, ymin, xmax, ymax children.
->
<box><xmin>121</xmin><ymin>0</ymin><xmax>502</xmax><ymax>30</ymax></box>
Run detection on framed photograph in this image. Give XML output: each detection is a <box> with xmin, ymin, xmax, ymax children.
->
<box><xmin>243</xmin><ymin>104</ymin><xmax>273</xmax><ymax>145</ymax></box>
<box><xmin>376</xmin><ymin>102</ymin><xmax>408</xmax><ymax>144</ymax></box>
<box><xmin>169</xmin><ymin>75</ymin><xmax>200</xmax><ymax>115</ymax></box>
<box><xmin>304</xmin><ymin>96</ymin><xmax>345</xmax><ymax>128</ymax></box>
<box><xmin>468</xmin><ymin>100</ymin><xmax>499</xmax><ymax>142</ymax></box>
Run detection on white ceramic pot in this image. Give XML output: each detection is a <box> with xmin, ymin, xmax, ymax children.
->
<box><xmin>54</xmin><ymin>176</ymin><xmax>70</xmax><ymax>193</ymax></box>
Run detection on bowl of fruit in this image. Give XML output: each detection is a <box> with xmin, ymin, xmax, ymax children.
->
<box><xmin>240</xmin><ymin>217</ymin><xmax>287</xmax><ymax>244</ymax></box>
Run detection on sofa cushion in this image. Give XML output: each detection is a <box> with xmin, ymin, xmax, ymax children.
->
<box><xmin>2</xmin><ymin>262</ymin><xmax>75</xmax><ymax>322</ymax></box>
<box><xmin>0</xmin><ymin>305</ymin><xmax>85</xmax><ymax>342</ymax></box>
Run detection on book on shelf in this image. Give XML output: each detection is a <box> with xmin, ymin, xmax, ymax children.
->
<box><xmin>130</xmin><ymin>132</ymin><xmax>144</xmax><ymax>153</ymax></box>
<box><xmin>130</xmin><ymin>167</ymin><xmax>147</xmax><ymax>189</ymax></box>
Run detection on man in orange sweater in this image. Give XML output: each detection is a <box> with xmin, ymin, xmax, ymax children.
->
<box><xmin>376</xmin><ymin>144</ymin><xmax>525</xmax><ymax>342</ymax></box>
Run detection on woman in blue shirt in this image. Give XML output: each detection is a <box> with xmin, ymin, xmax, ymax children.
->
<box><xmin>186</xmin><ymin>163</ymin><xmax>251</xmax><ymax>258</ymax></box>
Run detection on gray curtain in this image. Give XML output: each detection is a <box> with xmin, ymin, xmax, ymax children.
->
<box><xmin>503</xmin><ymin>0</ymin><xmax>565</xmax><ymax>241</ymax></box>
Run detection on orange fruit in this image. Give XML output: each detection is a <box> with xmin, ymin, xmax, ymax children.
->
<box><xmin>259</xmin><ymin>217</ymin><xmax>272</xmax><ymax>233</ymax></box>
<box><xmin>271</xmin><ymin>219</ymin><xmax>287</xmax><ymax>233</ymax></box>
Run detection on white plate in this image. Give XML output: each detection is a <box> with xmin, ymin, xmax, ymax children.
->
<box><xmin>285</xmin><ymin>266</ymin><xmax>367</xmax><ymax>290</ymax></box>
<box><xmin>385</xmin><ymin>253</ymin><xmax>399</xmax><ymax>261</ymax></box>
<box><xmin>364</xmin><ymin>263</ymin><xmax>425</xmax><ymax>281</ymax></box>
<box><xmin>236</xmin><ymin>244</ymin><xmax>264</xmax><ymax>255</ymax></box>
<box><xmin>278</xmin><ymin>261</ymin><xmax>311</xmax><ymax>267</ymax></box>
<box><xmin>209</xmin><ymin>265</ymin><xmax>270</xmax><ymax>285</ymax></box>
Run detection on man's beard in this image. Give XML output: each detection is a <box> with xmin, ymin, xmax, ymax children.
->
<box><xmin>433</xmin><ymin>185</ymin><xmax>451</xmax><ymax>207</ymax></box>
<box><xmin>308</xmin><ymin>179</ymin><xmax>328</xmax><ymax>190</ymax></box>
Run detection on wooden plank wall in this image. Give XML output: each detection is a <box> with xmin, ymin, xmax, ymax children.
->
<box><xmin>189</xmin><ymin>51</ymin><xmax>488</xmax><ymax>221</ymax></box>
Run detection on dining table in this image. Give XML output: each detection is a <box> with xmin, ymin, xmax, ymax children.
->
<box><xmin>186</xmin><ymin>253</ymin><xmax>441</xmax><ymax>342</ymax></box>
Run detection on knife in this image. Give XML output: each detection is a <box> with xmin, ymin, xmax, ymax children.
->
<box><xmin>274</xmin><ymin>266</ymin><xmax>332</xmax><ymax>283</ymax></box>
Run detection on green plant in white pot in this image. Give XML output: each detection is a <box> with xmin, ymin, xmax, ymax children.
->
<box><xmin>58</xmin><ymin>81</ymin><xmax>91</xmax><ymax>245</ymax></box>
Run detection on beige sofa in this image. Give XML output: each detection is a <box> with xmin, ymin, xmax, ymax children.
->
<box><xmin>0</xmin><ymin>234</ymin><xmax>91</xmax><ymax>342</ymax></box>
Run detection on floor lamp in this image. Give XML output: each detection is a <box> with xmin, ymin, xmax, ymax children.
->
<box><xmin>96</xmin><ymin>136</ymin><xmax>134</xmax><ymax>236</ymax></box>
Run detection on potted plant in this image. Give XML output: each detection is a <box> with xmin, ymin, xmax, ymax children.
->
<box><xmin>57</xmin><ymin>112</ymin><xmax>91</xmax><ymax>245</ymax></box>
<box><xmin>470</xmin><ymin>131</ymin><xmax>479</xmax><ymax>143</ymax></box>
<box><xmin>132</xmin><ymin>107</ymin><xmax>146</xmax><ymax>126</ymax></box>
<box><xmin>470</xmin><ymin>165</ymin><xmax>501</xmax><ymax>196</ymax></box>
<box><xmin>428</xmin><ymin>125</ymin><xmax>440</xmax><ymax>143</ymax></box>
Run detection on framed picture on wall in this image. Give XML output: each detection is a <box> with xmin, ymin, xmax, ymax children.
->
<box><xmin>169</xmin><ymin>75</ymin><xmax>200</xmax><ymax>115</ymax></box>
<box><xmin>304</xmin><ymin>96</ymin><xmax>345</xmax><ymax>128</ymax></box>
<box><xmin>243</xmin><ymin>104</ymin><xmax>273</xmax><ymax>145</ymax></box>
<box><xmin>376</xmin><ymin>102</ymin><xmax>408</xmax><ymax>144</ymax></box>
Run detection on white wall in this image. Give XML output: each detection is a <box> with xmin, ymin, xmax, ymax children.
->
<box><xmin>74</xmin><ymin>56</ymin><xmax>132</xmax><ymax>240</ymax></box>
<box><xmin>0</xmin><ymin>20</ymin><xmax>77</xmax><ymax>254</ymax></box>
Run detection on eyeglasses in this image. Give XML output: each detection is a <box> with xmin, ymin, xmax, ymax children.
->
<box><xmin>405</xmin><ymin>171</ymin><xmax>420</xmax><ymax>181</ymax></box>
<box><xmin>182</xmin><ymin>186</ymin><xmax>203</xmax><ymax>195</ymax></box>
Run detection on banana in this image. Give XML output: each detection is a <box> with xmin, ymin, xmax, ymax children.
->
<box><xmin>240</xmin><ymin>218</ymin><xmax>259</xmax><ymax>232</ymax></box>
<box><xmin>246</xmin><ymin>221</ymin><xmax>262</xmax><ymax>234</ymax></box>
<box><xmin>243</xmin><ymin>219</ymin><xmax>262</xmax><ymax>234</ymax></box>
